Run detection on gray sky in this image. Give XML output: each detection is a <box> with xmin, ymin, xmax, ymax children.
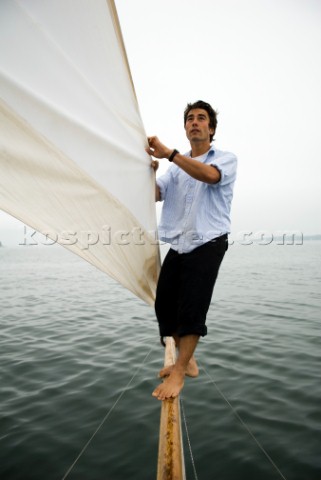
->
<box><xmin>115</xmin><ymin>0</ymin><xmax>321</xmax><ymax>236</ymax></box>
<box><xmin>1</xmin><ymin>0</ymin><xmax>321</xmax><ymax>241</ymax></box>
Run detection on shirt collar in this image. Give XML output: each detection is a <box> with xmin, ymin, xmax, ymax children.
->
<box><xmin>208</xmin><ymin>144</ymin><xmax>215</xmax><ymax>156</ymax></box>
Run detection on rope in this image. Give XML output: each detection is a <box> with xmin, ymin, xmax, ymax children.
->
<box><xmin>61</xmin><ymin>347</ymin><xmax>153</xmax><ymax>480</ymax></box>
<box><xmin>200</xmin><ymin>363</ymin><xmax>288</xmax><ymax>480</ymax></box>
<box><xmin>180</xmin><ymin>395</ymin><xmax>199</xmax><ymax>480</ymax></box>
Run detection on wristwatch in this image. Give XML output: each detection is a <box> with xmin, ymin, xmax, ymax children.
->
<box><xmin>168</xmin><ymin>149</ymin><xmax>179</xmax><ymax>162</ymax></box>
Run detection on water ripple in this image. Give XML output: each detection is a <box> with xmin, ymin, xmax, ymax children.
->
<box><xmin>1</xmin><ymin>244</ymin><xmax>321</xmax><ymax>479</ymax></box>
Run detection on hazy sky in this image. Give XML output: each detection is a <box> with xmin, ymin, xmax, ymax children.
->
<box><xmin>1</xmin><ymin>0</ymin><xmax>321</xmax><ymax>240</ymax></box>
<box><xmin>115</xmin><ymin>0</ymin><xmax>321</xmax><ymax>236</ymax></box>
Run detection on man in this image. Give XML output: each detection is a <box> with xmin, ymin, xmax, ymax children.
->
<box><xmin>146</xmin><ymin>100</ymin><xmax>237</xmax><ymax>401</ymax></box>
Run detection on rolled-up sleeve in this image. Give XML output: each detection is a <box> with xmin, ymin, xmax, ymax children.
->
<box><xmin>211</xmin><ymin>152</ymin><xmax>237</xmax><ymax>186</ymax></box>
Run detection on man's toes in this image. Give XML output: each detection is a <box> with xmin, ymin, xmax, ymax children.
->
<box><xmin>152</xmin><ymin>387</ymin><xmax>160</xmax><ymax>397</ymax></box>
<box><xmin>153</xmin><ymin>383</ymin><xmax>168</xmax><ymax>400</ymax></box>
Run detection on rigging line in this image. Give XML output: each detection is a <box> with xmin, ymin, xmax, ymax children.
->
<box><xmin>61</xmin><ymin>347</ymin><xmax>154</xmax><ymax>480</ymax></box>
<box><xmin>200</xmin><ymin>363</ymin><xmax>288</xmax><ymax>480</ymax></box>
<box><xmin>180</xmin><ymin>395</ymin><xmax>199</xmax><ymax>480</ymax></box>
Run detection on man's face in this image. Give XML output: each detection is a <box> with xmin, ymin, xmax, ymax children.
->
<box><xmin>185</xmin><ymin>108</ymin><xmax>214</xmax><ymax>143</ymax></box>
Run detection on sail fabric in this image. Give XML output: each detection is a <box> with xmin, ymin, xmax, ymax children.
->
<box><xmin>0</xmin><ymin>0</ymin><xmax>160</xmax><ymax>305</ymax></box>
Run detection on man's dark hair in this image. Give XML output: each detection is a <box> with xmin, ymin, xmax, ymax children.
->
<box><xmin>184</xmin><ymin>100</ymin><xmax>218</xmax><ymax>142</ymax></box>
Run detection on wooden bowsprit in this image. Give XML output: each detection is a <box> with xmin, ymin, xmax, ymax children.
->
<box><xmin>157</xmin><ymin>337</ymin><xmax>186</xmax><ymax>480</ymax></box>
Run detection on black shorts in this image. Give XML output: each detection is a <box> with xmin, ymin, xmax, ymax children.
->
<box><xmin>155</xmin><ymin>234</ymin><xmax>228</xmax><ymax>338</ymax></box>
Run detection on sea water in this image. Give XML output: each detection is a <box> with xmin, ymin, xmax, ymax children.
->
<box><xmin>0</xmin><ymin>241</ymin><xmax>320</xmax><ymax>480</ymax></box>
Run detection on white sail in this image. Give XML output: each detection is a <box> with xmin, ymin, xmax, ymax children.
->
<box><xmin>0</xmin><ymin>0</ymin><xmax>160</xmax><ymax>305</ymax></box>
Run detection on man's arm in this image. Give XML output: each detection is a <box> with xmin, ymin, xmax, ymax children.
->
<box><xmin>173</xmin><ymin>153</ymin><xmax>221</xmax><ymax>184</ymax></box>
<box><xmin>146</xmin><ymin>136</ymin><xmax>220</xmax><ymax>184</ymax></box>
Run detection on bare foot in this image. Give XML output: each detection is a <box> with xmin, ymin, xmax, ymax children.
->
<box><xmin>152</xmin><ymin>368</ymin><xmax>185</xmax><ymax>400</ymax></box>
<box><xmin>159</xmin><ymin>356</ymin><xmax>199</xmax><ymax>378</ymax></box>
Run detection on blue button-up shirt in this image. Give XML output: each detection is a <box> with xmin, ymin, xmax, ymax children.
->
<box><xmin>156</xmin><ymin>145</ymin><xmax>237</xmax><ymax>253</ymax></box>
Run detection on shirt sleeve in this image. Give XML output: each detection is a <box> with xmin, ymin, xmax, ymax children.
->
<box><xmin>211</xmin><ymin>152</ymin><xmax>237</xmax><ymax>186</ymax></box>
